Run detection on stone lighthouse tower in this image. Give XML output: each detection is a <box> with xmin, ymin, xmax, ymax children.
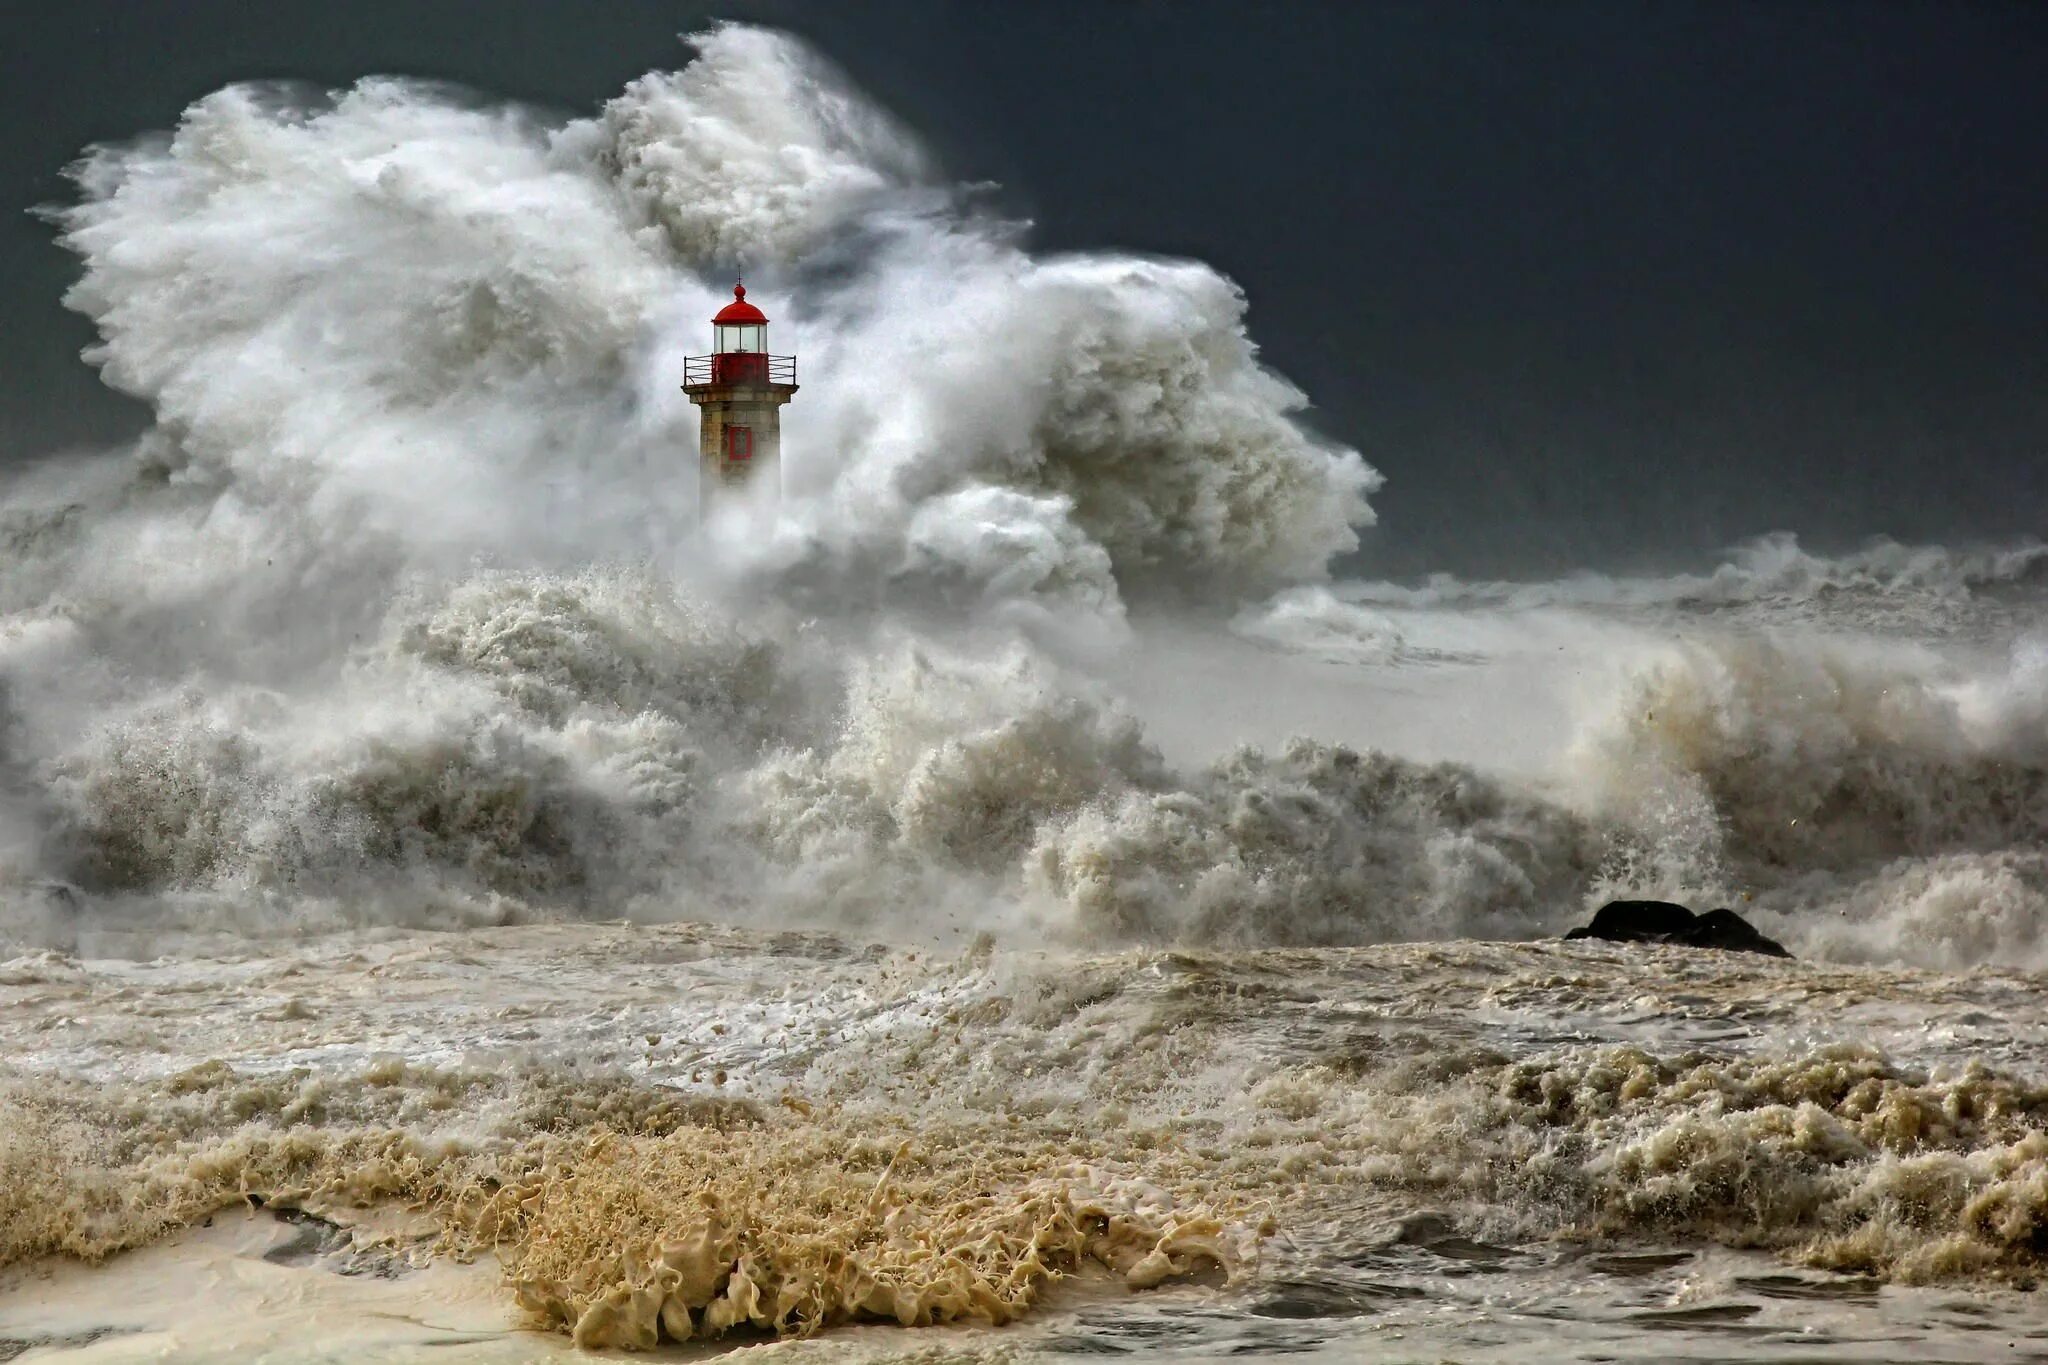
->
<box><xmin>682</xmin><ymin>283</ymin><xmax>797</xmax><ymax>509</ymax></box>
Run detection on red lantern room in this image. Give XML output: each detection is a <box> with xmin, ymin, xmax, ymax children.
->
<box><xmin>712</xmin><ymin>282</ymin><xmax>766</xmax><ymax>346</ymax></box>
<box><xmin>682</xmin><ymin>282</ymin><xmax>798</xmax><ymax>506</ymax></box>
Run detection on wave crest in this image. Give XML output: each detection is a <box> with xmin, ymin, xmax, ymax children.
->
<box><xmin>1031</xmin><ymin>740</ymin><xmax>1602</xmax><ymax>945</ymax></box>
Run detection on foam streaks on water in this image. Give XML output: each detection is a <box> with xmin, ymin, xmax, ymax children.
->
<box><xmin>3</xmin><ymin>19</ymin><xmax>2047</xmax><ymax>1361</ymax></box>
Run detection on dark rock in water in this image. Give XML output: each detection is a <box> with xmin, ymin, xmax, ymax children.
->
<box><xmin>1564</xmin><ymin>900</ymin><xmax>1792</xmax><ymax>958</ymax></box>
<box><xmin>1688</xmin><ymin>908</ymin><xmax>1794</xmax><ymax>957</ymax></box>
<box><xmin>1573</xmin><ymin>899</ymin><xmax>1696</xmax><ymax>939</ymax></box>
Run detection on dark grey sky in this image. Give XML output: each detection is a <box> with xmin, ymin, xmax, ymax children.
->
<box><xmin>3</xmin><ymin>1</ymin><xmax>2043</xmax><ymax>576</ymax></box>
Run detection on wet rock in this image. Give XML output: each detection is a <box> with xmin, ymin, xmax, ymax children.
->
<box><xmin>1564</xmin><ymin>900</ymin><xmax>1792</xmax><ymax>958</ymax></box>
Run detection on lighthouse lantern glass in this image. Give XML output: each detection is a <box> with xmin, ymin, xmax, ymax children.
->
<box><xmin>716</xmin><ymin>322</ymin><xmax>765</xmax><ymax>354</ymax></box>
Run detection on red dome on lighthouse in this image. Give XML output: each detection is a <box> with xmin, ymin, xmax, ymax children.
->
<box><xmin>712</xmin><ymin>282</ymin><xmax>767</xmax><ymax>325</ymax></box>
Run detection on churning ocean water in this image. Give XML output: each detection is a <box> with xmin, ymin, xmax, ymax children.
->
<box><xmin>4</xmin><ymin>23</ymin><xmax>2048</xmax><ymax>1364</ymax></box>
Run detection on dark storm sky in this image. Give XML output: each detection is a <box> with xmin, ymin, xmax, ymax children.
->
<box><xmin>2</xmin><ymin>1</ymin><xmax>2043</xmax><ymax>576</ymax></box>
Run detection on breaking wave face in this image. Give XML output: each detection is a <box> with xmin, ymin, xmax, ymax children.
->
<box><xmin>9</xmin><ymin>21</ymin><xmax>1653</xmax><ymax>958</ymax></box>
<box><xmin>44</xmin><ymin>22</ymin><xmax>1374</xmax><ymax>631</ymax></box>
<box><xmin>5</xmin><ymin>20</ymin><xmax>2048</xmax><ymax>975</ymax></box>
<box><xmin>0</xmin><ymin>26</ymin><xmax>1380</xmax><ymax>934</ymax></box>
<box><xmin>1565</xmin><ymin>629</ymin><xmax>2048</xmax><ymax>968</ymax></box>
<box><xmin>0</xmin><ymin>562</ymin><xmax>1606</xmax><ymax>951</ymax></box>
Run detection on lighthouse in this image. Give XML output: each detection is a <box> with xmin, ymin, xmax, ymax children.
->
<box><xmin>682</xmin><ymin>283</ymin><xmax>797</xmax><ymax>509</ymax></box>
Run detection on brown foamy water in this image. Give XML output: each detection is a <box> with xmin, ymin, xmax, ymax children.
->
<box><xmin>4</xmin><ymin>922</ymin><xmax>2046</xmax><ymax>1361</ymax></box>
<box><xmin>6</xmin><ymin>15</ymin><xmax>2047</xmax><ymax>1358</ymax></box>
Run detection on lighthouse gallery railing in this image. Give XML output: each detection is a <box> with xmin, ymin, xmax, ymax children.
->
<box><xmin>683</xmin><ymin>354</ymin><xmax>797</xmax><ymax>387</ymax></box>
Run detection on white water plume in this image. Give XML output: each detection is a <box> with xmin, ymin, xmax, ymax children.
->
<box><xmin>45</xmin><ymin>22</ymin><xmax>1374</xmax><ymax>629</ymax></box>
<box><xmin>7</xmin><ymin>23</ymin><xmax>2048</xmax><ymax>976</ymax></box>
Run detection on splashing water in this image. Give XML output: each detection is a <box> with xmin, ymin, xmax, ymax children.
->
<box><xmin>4</xmin><ymin>22</ymin><xmax>2048</xmax><ymax>1363</ymax></box>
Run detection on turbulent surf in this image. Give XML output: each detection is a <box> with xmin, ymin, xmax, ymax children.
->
<box><xmin>2</xmin><ymin>22</ymin><xmax>2044</xmax><ymax>1363</ymax></box>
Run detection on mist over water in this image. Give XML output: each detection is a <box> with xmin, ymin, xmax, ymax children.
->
<box><xmin>3</xmin><ymin>23</ymin><xmax>2048</xmax><ymax>1361</ymax></box>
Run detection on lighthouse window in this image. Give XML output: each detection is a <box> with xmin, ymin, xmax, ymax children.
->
<box><xmin>727</xmin><ymin>426</ymin><xmax>753</xmax><ymax>462</ymax></box>
<box><xmin>716</xmin><ymin>322</ymin><xmax>765</xmax><ymax>353</ymax></box>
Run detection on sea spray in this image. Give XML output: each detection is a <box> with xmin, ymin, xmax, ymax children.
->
<box><xmin>44</xmin><ymin>24</ymin><xmax>1375</xmax><ymax>636</ymax></box>
<box><xmin>5</xmin><ymin>22</ymin><xmax>2048</xmax><ymax>1357</ymax></box>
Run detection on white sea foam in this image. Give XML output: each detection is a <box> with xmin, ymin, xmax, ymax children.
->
<box><xmin>44</xmin><ymin>24</ymin><xmax>1374</xmax><ymax>637</ymax></box>
<box><xmin>1337</xmin><ymin>531</ymin><xmax>2048</xmax><ymax>618</ymax></box>
<box><xmin>6</xmin><ymin>24</ymin><xmax>2048</xmax><ymax>971</ymax></box>
<box><xmin>10</xmin><ymin>22</ymin><xmax>2048</xmax><ymax>1362</ymax></box>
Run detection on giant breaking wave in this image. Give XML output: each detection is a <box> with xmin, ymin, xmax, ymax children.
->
<box><xmin>3</xmin><ymin>24</ymin><xmax>2046</xmax><ymax>972</ymax></box>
